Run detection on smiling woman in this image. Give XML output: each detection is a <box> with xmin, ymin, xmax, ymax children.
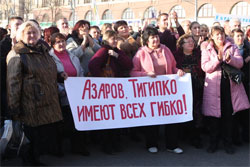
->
<box><xmin>175</xmin><ymin>33</ymin><xmax>205</xmax><ymax>148</ymax></box>
<box><xmin>6</xmin><ymin>21</ymin><xmax>63</xmax><ymax>165</ymax></box>
<box><xmin>16</xmin><ymin>21</ymin><xmax>41</xmax><ymax>46</ymax></box>
<box><xmin>130</xmin><ymin>26</ymin><xmax>185</xmax><ymax>154</ymax></box>
<box><xmin>201</xmin><ymin>26</ymin><xmax>250</xmax><ymax>154</ymax></box>
<box><xmin>49</xmin><ymin>32</ymin><xmax>90</xmax><ymax>156</ymax></box>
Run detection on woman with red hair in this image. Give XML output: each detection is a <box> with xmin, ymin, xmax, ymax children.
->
<box><xmin>66</xmin><ymin>20</ymin><xmax>101</xmax><ymax>76</ymax></box>
<box><xmin>43</xmin><ymin>26</ymin><xmax>59</xmax><ymax>46</ymax></box>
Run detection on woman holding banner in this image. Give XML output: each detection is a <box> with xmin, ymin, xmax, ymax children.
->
<box><xmin>49</xmin><ymin>32</ymin><xmax>90</xmax><ymax>156</ymax></box>
<box><xmin>88</xmin><ymin>30</ymin><xmax>133</xmax><ymax>154</ymax></box>
<box><xmin>175</xmin><ymin>34</ymin><xmax>205</xmax><ymax>148</ymax></box>
<box><xmin>130</xmin><ymin>26</ymin><xmax>185</xmax><ymax>154</ymax></box>
<box><xmin>201</xmin><ymin>26</ymin><xmax>250</xmax><ymax>154</ymax></box>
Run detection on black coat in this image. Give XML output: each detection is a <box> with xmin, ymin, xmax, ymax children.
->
<box><xmin>242</xmin><ymin>40</ymin><xmax>250</xmax><ymax>98</ymax></box>
<box><xmin>0</xmin><ymin>35</ymin><xmax>12</xmax><ymax>120</ymax></box>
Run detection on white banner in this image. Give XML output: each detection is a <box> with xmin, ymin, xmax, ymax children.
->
<box><xmin>64</xmin><ymin>74</ymin><xmax>193</xmax><ymax>131</ymax></box>
<box><xmin>214</xmin><ymin>13</ymin><xmax>250</xmax><ymax>26</ymax></box>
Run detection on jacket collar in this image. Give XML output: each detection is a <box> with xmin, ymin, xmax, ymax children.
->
<box><xmin>14</xmin><ymin>40</ymin><xmax>48</xmax><ymax>54</ymax></box>
<box><xmin>143</xmin><ymin>44</ymin><xmax>164</xmax><ymax>54</ymax></box>
<box><xmin>207</xmin><ymin>40</ymin><xmax>233</xmax><ymax>52</ymax></box>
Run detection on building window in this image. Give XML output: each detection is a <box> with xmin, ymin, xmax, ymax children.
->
<box><xmin>144</xmin><ymin>6</ymin><xmax>157</xmax><ymax>19</ymax></box>
<box><xmin>42</xmin><ymin>0</ymin><xmax>49</xmax><ymax>7</ymax></box>
<box><xmin>169</xmin><ymin>5</ymin><xmax>185</xmax><ymax>18</ymax></box>
<box><xmin>102</xmin><ymin>9</ymin><xmax>112</xmax><ymax>20</ymax></box>
<box><xmin>85</xmin><ymin>10</ymin><xmax>93</xmax><ymax>21</ymax></box>
<box><xmin>122</xmin><ymin>8</ymin><xmax>134</xmax><ymax>19</ymax></box>
<box><xmin>231</xmin><ymin>1</ymin><xmax>250</xmax><ymax>16</ymax></box>
<box><xmin>198</xmin><ymin>3</ymin><xmax>216</xmax><ymax>18</ymax></box>
<box><xmin>84</xmin><ymin>0</ymin><xmax>91</xmax><ymax>3</ymax></box>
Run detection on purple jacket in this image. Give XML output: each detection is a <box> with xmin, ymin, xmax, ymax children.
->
<box><xmin>88</xmin><ymin>45</ymin><xmax>133</xmax><ymax>77</ymax></box>
<box><xmin>201</xmin><ymin>40</ymin><xmax>250</xmax><ymax>118</ymax></box>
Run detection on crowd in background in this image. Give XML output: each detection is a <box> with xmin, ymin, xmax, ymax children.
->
<box><xmin>0</xmin><ymin>11</ymin><xmax>249</xmax><ymax>166</ymax></box>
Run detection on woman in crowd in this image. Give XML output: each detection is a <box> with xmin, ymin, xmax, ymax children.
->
<box><xmin>49</xmin><ymin>32</ymin><xmax>90</xmax><ymax>156</ymax></box>
<box><xmin>189</xmin><ymin>21</ymin><xmax>204</xmax><ymax>48</ymax></box>
<box><xmin>200</xmin><ymin>24</ymin><xmax>209</xmax><ymax>41</ymax></box>
<box><xmin>89</xmin><ymin>25</ymin><xmax>101</xmax><ymax>44</ymax></box>
<box><xmin>231</xmin><ymin>28</ymin><xmax>250</xmax><ymax>144</ymax></box>
<box><xmin>88</xmin><ymin>30</ymin><xmax>133</xmax><ymax>154</ymax></box>
<box><xmin>43</xmin><ymin>26</ymin><xmax>59</xmax><ymax>47</ymax></box>
<box><xmin>6</xmin><ymin>21</ymin><xmax>63</xmax><ymax>165</ymax></box>
<box><xmin>175</xmin><ymin>34</ymin><xmax>205</xmax><ymax>148</ymax></box>
<box><xmin>130</xmin><ymin>26</ymin><xmax>185</xmax><ymax>154</ymax></box>
<box><xmin>99</xmin><ymin>23</ymin><xmax>113</xmax><ymax>43</ymax></box>
<box><xmin>66</xmin><ymin>20</ymin><xmax>100</xmax><ymax>76</ymax></box>
<box><xmin>114</xmin><ymin>20</ymin><xmax>141</xmax><ymax>59</ymax></box>
<box><xmin>245</xmin><ymin>25</ymin><xmax>250</xmax><ymax>44</ymax></box>
<box><xmin>201</xmin><ymin>26</ymin><xmax>250</xmax><ymax>154</ymax></box>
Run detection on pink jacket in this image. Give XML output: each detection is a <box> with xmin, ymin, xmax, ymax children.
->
<box><xmin>201</xmin><ymin>40</ymin><xmax>250</xmax><ymax>118</ymax></box>
<box><xmin>130</xmin><ymin>44</ymin><xmax>178</xmax><ymax>77</ymax></box>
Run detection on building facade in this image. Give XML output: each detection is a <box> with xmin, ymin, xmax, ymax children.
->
<box><xmin>0</xmin><ymin>0</ymin><xmax>249</xmax><ymax>28</ymax></box>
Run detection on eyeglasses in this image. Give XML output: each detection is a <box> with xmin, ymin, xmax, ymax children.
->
<box><xmin>54</xmin><ymin>40</ymin><xmax>66</xmax><ymax>45</ymax></box>
<box><xmin>183</xmin><ymin>40</ymin><xmax>194</xmax><ymax>44</ymax></box>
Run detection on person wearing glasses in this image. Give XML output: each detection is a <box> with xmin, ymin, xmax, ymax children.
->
<box><xmin>175</xmin><ymin>34</ymin><xmax>205</xmax><ymax>148</ymax></box>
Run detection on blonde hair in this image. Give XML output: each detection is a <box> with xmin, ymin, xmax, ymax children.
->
<box><xmin>200</xmin><ymin>24</ymin><xmax>209</xmax><ymax>31</ymax></box>
<box><xmin>101</xmin><ymin>23</ymin><xmax>112</xmax><ymax>34</ymax></box>
<box><xmin>16</xmin><ymin>21</ymin><xmax>41</xmax><ymax>42</ymax></box>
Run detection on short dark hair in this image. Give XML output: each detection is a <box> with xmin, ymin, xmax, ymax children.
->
<box><xmin>211</xmin><ymin>26</ymin><xmax>225</xmax><ymax>36</ymax></box>
<box><xmin>231</xmin><ymin>28</ymin><xmax>244</xmax><ymax>38</ymax></box>
<box><xmin>142</xmin><ymin>26</ymin><xmax>159</xmax><ymax>46</ymax></box>
<box><xmin>157</xmin><ymin>13</ymin><xmax>168</xmax><ymax>22</ymax></box>
<box><xmin>9</xmin><ymin>16</ymin><xmax>23</xmax><ymax>22</ymax></box>
<box><xmin>176</xmin><ymin>34</ymin><xmax>194</xmax><ymax>50</ymax></box>
<box><xmin>29</xmin><ymin>19</ymin><xmax>39</xmax><ymax>26</ymax></box>
<box><xmin>50</xmin><ymin>32</ymin><xmax>66</xmax><ymax>46</ymax></box>
<box><xmin>113</xmin><ymin>20</ymin><xmax>128</xmax><ymax>32</ymax></box>
<box><xmin>209</xmin><ymin>26</ymin><xmax>225</xmax><ymax>44</ymax></box>
<box><xmin>90</xmin><ymin>25</ymin><xmax>100</xmax><ymax>31</ymax></box>
<box><xmin>189</xmin><ymin>21</ymin><xmax>200</xmax><ymax>30</ymax></box>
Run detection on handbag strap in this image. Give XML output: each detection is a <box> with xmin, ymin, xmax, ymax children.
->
<box><xmin>106</xmin><ymin>56</ymin><xmax>111</xmax><ymax>66</ymax></box>
<box><xmin>20</xmin><ymin>54</ymin><xmax>28</xmax><ymax>74</ymax></box>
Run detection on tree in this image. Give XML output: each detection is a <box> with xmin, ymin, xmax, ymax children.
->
<box><xmin>47</xmin><ymin>0</ymin><xmax>62</xmax><ymax>24</ymax></box>
<box><xmin>23</xmin><ymin>0</ymin><xmax>33</xmax><ymax>21</ymax></box>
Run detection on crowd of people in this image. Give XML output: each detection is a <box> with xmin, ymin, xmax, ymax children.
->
<box><xmin>0</xmin><ymin>12</ymin><xmax>249</xmax><ymax>166</ymax></box>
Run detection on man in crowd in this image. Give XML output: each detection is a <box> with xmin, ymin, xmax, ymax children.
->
<box><xmin>223</xmin><ymin>20</ymin><xmax>231</xmax><ymax>36</ymax></box>
<box><xmin>56</xmin><ymin>18</ymin><xmax>70</xmax><ymax>38</ymax></box>
<box><xmin>181</xmin><ymin>20</ymin><xmax>191</xmax><ymax>34</ymax></box>
<box><xmin>157</xmin><ymin>11</ymin><xmax>185</xmax><ymax>53</ymax></box>
<box><xmin>0</xmin><ymin>16</ymin><xmax>23</xmax><ymax>123</ymax></box>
